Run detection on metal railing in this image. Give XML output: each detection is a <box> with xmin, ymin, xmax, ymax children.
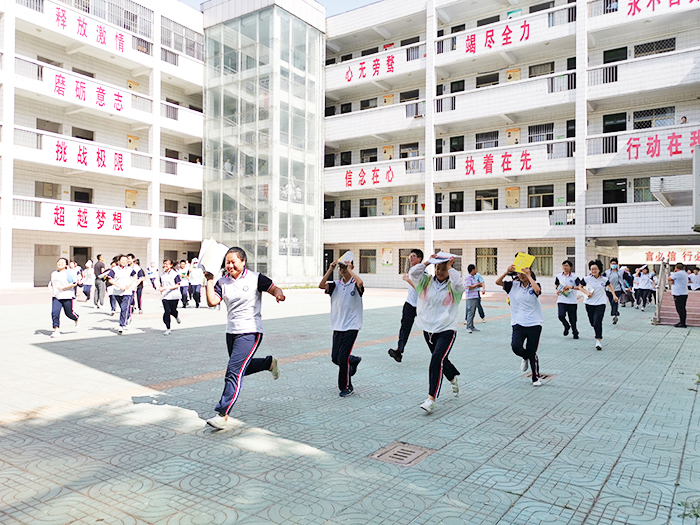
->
<box><xmin>549</xmin><ymin>208</ymin><xmax>576</xmax><ymax>225</ymax></box>
<box><xmin>588</xmin><ymin>0</ymin><xmax>619</xmax><ymax>17</ymax></box>
<box><xmin>161</xmin><ymin>48</ymin><xmax>179</xmax><ymax>66</ymax></box>
<box><xmin>548</xmin><ymin>5</ymin><xmax>576</xmax><ymax>25</ymax></box>
<box><xmin>405</xmin><ymin>159</ymin><xmax>425</xmax><ymax>174</ymax></box>
<box><xmin>653</xmin><ymin>262</ymin><xmax>669</xmax><ymax>324</ymax></box>
<box><xmin>435</xmin><ymin>156</ymin><xmax>456</xmax><ymax>171</ymax></box>
<box><xmin>160</xmin><ymin>214</ymin><xmax>178</xmax><ymax>229</ymax></box>
<box><xmin>403</xmin><ymin>217</ymin><xmax>425</xmax><ymax>231</ymax></box>
<box><xmin>547</xmin><ymin>140</ymin><xmax>576</xmax><ymax>159</ymax></box>
<box><xmin>130</xmin><ymin>211</ymin><xmax>150</xmax><ymax>227</ymax></box>
<box><xmin>161</xmin><ymin>103</ymin><xmax>179</xmax><ymax>120</ymax></box>
<box><xmin>131</xmin><ymin>94</ymin><xmax>152</xmax><ymax>112</ymax></box>
<box><xmin>15</xmin><ymin>57</ymin><xmax>43</xmax><ymax>80</ymax></box>
<box><xmin>405</xmin><ymin>101</ymin><xmax>425</xmax><ymax>118</ymax></box>
<box><xmin>435</xmin><ymin>96</ymin><xmax>456</xmax><ymax>113</ymax></box>
<box><xmin>548</xmin><ymin>72</ymin><xmax>576</xmax><ymax>93</ymax></box>
<box><xmin>131</xmin><ymin>153</ymin><xmax>151</xmax><ymax>170</ymax></box>
<box><xmin>13</xmin><ymin>198</ymin><xmax>41</xmax><ymax>217</ymax></box>
<box><xmin>161</xmin><ymin>159</ymin><xmax>178</xmax><ymax>175</ymax></box>
<box><xmin>17</xmin><ymin>0</ymin><xmax>44</xmax><ymax>12</ymax></box>
<box><xmin>406</xmin><ymin>44</ymin><xmax>424</xmax><ymax>62</ymax></box>
<box><xmin>589</xmin><ymin>65</ymin><xmax>618</xmax><ymax>85</ymax></box>
<box><xmin>587</xmin><ymin>135</ymin><xmax>618</xmax><ymax>155</ymax></box>
<box><xmin>14</xmin><ymin>129</ymin><xmax>43</xmax><ymax>149</ymax></box>
<box><xmin>133</xmin><ymin>36</ymin><xmax>153</xmax><ymax>55</ymax></box>
<box><xmin>585</xmin><ymin>205</ymin><xmax>619</xmax><ymax>224</ymax></box>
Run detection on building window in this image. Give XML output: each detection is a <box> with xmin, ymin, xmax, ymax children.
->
<box><xmin>566</xmin><ymin>182</ymin><xmax>575</xmax><ymax>205</ymax></box>
<box><xmin>528</xmin><ymin>246</ymin><xmax>553</xmax><ymax>276</ymax></box>
<box><xmin>324</xmin><ymin>153</ymin><xmax>335</xmax><ymax>168</ymax></box>
<box><xmin>325</xmin><ymin>106</ymin><xmax>336</xmax><ymax>117</ymax></box>
<box><xmin>477</xmin><ymin>15</ymin><xmax>500</xmax><ymax>26</ymax></box>
<box><xmin>603</xmin><ymin>47</ymin><xmax>627</xmax><ymax>64</ymax></box>
<box><xmin>360</xmin><ymin>98</ymin><xmax>377</xmax><ymax>110</ymax></box>
<box><xmin>633</xmin><ymin>107</ymin><xmax>674</xmax><ymax>129</ymax></box>
<box><xmin>326</xmin><ymin>57</ymin><xmax>336</xmax><ymax>65</ymax></box>
<box><xmin>401</xmin><ymin>36</ymin><xmax>420</xmax><ymax>46</ymax></box>
<box><xmin>476</xmin><ymin>189</ymin><xmax>498</xmax><ymax>211</ymax></box>
<box><xmin>476</xmin><ymin>131</ymin><xmax>499</xmax><ymax>149</ymax></box>
<box><xmin>340</xmin><ymin>103</ymin><xmax>352</xmax><ymax>114</ymax></box>
<box><xmin>566</xmin><ymin>246</ymin><xmax>576</xmax><ymax>272</ymax></box>
<box><xmin>450</xmin><ymin>80</ymin><xmax>465</xmax><ymax>93</ymax></box>
<box><xmin>400</xmin><ymin>89</ymin><xmax>420</xmax><ymax>102</ymax></box>
<box><xmin>528</xmin><ymin>123</ymin><xmax>554</xmax><ymax>143</ymax></box>
<box><xmin>567</xmin><ymin>57</ymin><xmax>576</xmax><ymax>70</ymax></box>
<box><xmin>449</xmin><ymin>191</ymin><xmax>464</xmax><ymax>212</ymax></box>
<box><xmin>399</xmin><ymin>195</ymin><xmax>418</xmax><ymax>215</ymax></box>
<box><xmin>340</xmin><ymin>200</ymin><xmax>351</xmax><ymax>218</ymax></box>
<box><xmin>451</xmin><ymin>24</ymin><xmax>466</xmax><ymax>33</ymax></box>
<box><xmin>634</xmin><ymin>177</ymin><xmax>656</xmax><ymax>202</ymax></box>
<box><xmin>361</xmin><ymin>47</ymin><xmax>379</xmax><ymax>56</ymax></box>
<box><xmin>340</xmin><ymin>151</ymin><xmax>352</xmax><ymax>165</ymax></box>
<box><xmin>530</xmin><ymin>1</ymin><xmax>554</xmax><ymax>11</ymax></box>
<box><xmin>361</xmin><ymin>148</ymin><xmax>377</xmax><ymax>163</ymax></box>
<box><xmin>603</xmin><ymin>112</ymin><xmax>626</xmax><ymax>133</ymax></box>
<box><xmin>528</xmin><ymin>185</ymin><xmax>554</xmax><ymax>208</ymax></box>
<box><xmin>400</xmin><ymin>143</ymin><xmax>419</xmax><ymax>158</ymax></box>
<box><xmin>603</xmin><ymin>178</ymin><xmax>627</xmax><ymax>204</ymax></box>
<box><xmin>476</xmin><ymin>248</ymin><xmax>497</xmax><ymax>275</ymax></box>
<box><xmin>72</xmin><ymin>187</ymin><xmax>93</xmax><ymax>204</ymax></box>
<box><xmin>399</xmin><ymin>248</ymin><xmax>413</xmax><ymax>273</ymax></box>
<box><xmin>449</xmin><ymin>136</ymin><xmax>465</xmax><ymax>152</ymax></box>
<box><xmin>634</xmin><ymin>38</ymin><xmax>675</xmax><ymax>58</ymax></box>
<box><xmin>476</xmin><ymin>73</ymin><xmax>499</xmax><ymax>88</ymax></box>
<box><xmin>360</xmin><ymin>249</ymin><xmax>377</xmax><ymax>274</ymax></box>
<box><xmin>341</xmin><ymin>53</ymin><xmax>353</xmax><ymax>62</ymax></box>
<box><xmin>529</xmin><ymin>61</ymin><xmax>554</xmax><ymax>78</ymax></box>
<box><xmin>360</xmin><ymin>198</ymin><xmax>377</xmax><ymax>217</ymax></box>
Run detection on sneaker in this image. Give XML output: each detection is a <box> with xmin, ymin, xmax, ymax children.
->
<box><xmin>270</xmin><ymin>357</ymin><xmax>279</xmax><ymax>380</ymax></box>
<box><xmin>118</xmin><ymin>327</ymin><xmax>123</xmax><ymax>335</ymax></box>
<box><xmin>612</xmin><ymin>316</ymin><xmax>618</xmax><ymax>325</ymax></box>
<box><xmin>206</xmin><ymin>414</ymin><xmax>228</xmax><ymax>430</ymax></box>
<box><xmin>533</xmin><ymin>380</ymin><xmax>542</xmax><ymax>387</ymax></box>
<box><xmin>471</xmin><ymin>327</ymin><xmax>480</xmax><ymax>332</ymax></box>
<box><xmin>350</xmin><ymin>356</ymin><xmax>361</xmax><ymax>377</ymax></box>
<box><xmin>176</xmin><ymin>317</ymin><xmax>182</xmax><ymax>325</ymax></box>
<box><xmin>466</xmin><ymin>328</ymin><xmax>473</xmax><ymax>334</ymax></box>
<box><xmin>388</xmin><ymin>348</ymin><xmax>403</xmax><ymax>363</ymax></box>
<box><xmin>420</xmin><ymin>398</ymin><xmax>435</xmax><ymax>414</ymax></box>
<box><xmin>520</xmin><ymin>358</ymin><xmax>529</xmax><ymax>372</ymax></box>
<box><xmin>635</xmin><ymin>305</ymin><xmax>639</xmax><ymax>310</ymax></box>
<box><xmin>139</xmin><ymin>310</ymin><xmax>143</xmax><ymax>314</ymax></box>
<box><xmin>127</xmin><ymin>317</ymin><xmax>132</xmax><ymax>326</ymax></box>
<box><xmin>573</xmin><ymin>333</ymin><xmax>579</xmax><ymax>340</ymax></box>
<box><xmin>563</xmin><ymin>327</ymin><xmax>569</xmax><ymax>337</ymax></box>
<box><xmin>450</xmin><ymin>377</ymin><xmax>459</xmax><ymax>397</ymax></box>
<box><xmin>674</xmin><ymin>323</ymin><xmax>687</xmax><ymax>328</ymax></box>
<box><xmin>339</xmin><ymin>388</ymin><xmax>354</xmax><ymax>397</ymax></box>
<box><xmin>75</xmin><ymin>318</ymin><xmax>80</xmax><ymax>329</ymax></box>
<box><xmin>164</xmin><ymin>329</ymin><xmax>171</xmax><ymax>335</ymax></box>
<box><xmin>595</xmin><ymin>340</ymin><xmax>602</xmax><ymax>350</ymax></box>
<box><xmin>50</xmin><ymin>331</ymin><xmax>59</xmax><ymax>339</ymax></box>
<box><xmin>481</xmin><ymin>317</ymin><xmax>486</xmax><ymax>323</ymax></box>
<box><xmin>641</xmin><ymin>307</ymin><xmax>645</xmax><ymax>312</ymax></box>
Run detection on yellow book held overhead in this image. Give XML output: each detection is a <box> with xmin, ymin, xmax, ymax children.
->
<box><xmin>513</xmin><ymin>252</ymin><xmax>536</xmax><ymax>273</ymax></box>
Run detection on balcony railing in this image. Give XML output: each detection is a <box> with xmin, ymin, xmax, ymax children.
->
<box><xmin>548</xmin><ymin>72</ymin><xmax>576</xmax><ymax>92</ymax></box>
<box><xmin>588</xmin><ymin>0</ymin><xmax>619</xmax><ymax>17</ymax></box>
<box><xmin>586</xmin><ymin>205</ymin><xmax>619</xmax><ymax>224</ymax></box>
<box><xmin>14</xmin><ymin>128</ymin><xmax>43</xmax><ymax>149</ymax></box>
<box><xmin>588</xmin><ymin>65</ymin><xmax>618</xmax><ymax>86</ymax></box>
<box><xmin>17</xmin><ymin>0</ymin><xmax>44</xmax><ymax>12</ymax></box>
<box><xmin>588</xmin><ymin>135</ymin><xmax>618</xmax><ymax>155</ymax></box>
<box><xmin>161</xmin><ymin>102</ymin><xmax>179</xmax><ymax>120</ymax></box>
<box><xmin>161</xmin><ymin>158</ymin><xmax>178</xmax><ymax>175</ymax></box>
<box><xmin>405</xmin><ymin>101</ymin><xmax>425</xmax><ymax>118</ymax></box>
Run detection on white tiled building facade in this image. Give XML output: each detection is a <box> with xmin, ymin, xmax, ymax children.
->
<box><xmin>0</xmin><ymin>0</ymin><xmax>204</xmax><ymax>287</ymax></box>
<box><xmin>322</xmin><ymin>0</ymin><xmax>700</xmax><ymax>290</ymax></box>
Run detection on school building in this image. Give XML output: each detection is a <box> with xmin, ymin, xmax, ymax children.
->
<box><xmin>0</xmin><ymin>0</ymin><xmax>204</xmax><ymax>287</ymax></box>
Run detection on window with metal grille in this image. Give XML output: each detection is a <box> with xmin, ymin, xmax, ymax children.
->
<box><xmin>106</xmin><ymin>0</ymin><xmax>153</xmax><ymax>39</ymax></box>
<box><xmin>476</xmin><ymin>189</ymin><xmax>498</xmax><ymax>211</ymax></box>
<box><xmin>528</xmin><ymin>247</ymin><xmax>553</xmax><ymax>276</ymax></box>
<box><xmin>634</xmin><ymin>38</ymin><xmax>675</xmax><ymax>58</ymax></box>
<box><xmin>399</xmin><ymin>195</ymin><xmax>418</xmax><ymax>215</ymax></box>
<box><xmin>528</xmin><ymin>123</ymin><xmax>554</xmax><ymax>143</ymax></box>
<box><xmin>360</xmin><ymin>249</ymin><xmax>377</xmax><ymax>274</ymax></box>
<box><xmin>529</xmin><ymin>61</ymin><xmax>554</xmax><ymax>78</ymax></box>
<box><xmin>528</xmin><ymin>185</ymin><xmax>554</xmax><ymax>208</ymax></box>
<box><xmin>399</xmin><ymin>249</ymin><xmax>413</xmax><ymax>273</ymax></box>
<box><xmin>633</xmin><ymin>107</ymin><xmax>674</xmax><ymax>129</ymax></box>
<box><xmin>634</xmin><ymin>177</ymin><xmax>656</xmax><ymax>202</ymax></box>
<box><xmin>476</xmin><ymin>131</ymin><xmax>499</xmax><ymax>149</ymax></box>
<box><xmin>476</xmin><ymin>73</ymin><xmax>499</xmax><ymax>88</ymax></box>
<box><xmin>476</xmin><ymin>248</ymin><xmax>497</xmax><ymax>275</ymax></box>
<box><xmin>134</xmin><ymin>36</ymin><xmax>152</xmax><ymax>55</ymax></box>
<box><xmin>360</xmin><ymin>198</ymin><xmax>377</xmax><ymax>217</ymax></box>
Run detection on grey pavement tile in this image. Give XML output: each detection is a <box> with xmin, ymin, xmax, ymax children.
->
<box><xmin>258</xmin><ymin>493</ymin><xmax>344</xmax><ymax>524</ymax></box>
<box><xmin>497</xmin><ymin>496</ymin><xmax>580</xmax><ymax>524</ymax></box>
<box><xmin>586</xmin><ymin>493</ymin><xmax>673</xmax><ymax>525</ymax></box>
<box><xmin>440</xmin><ymin>482</ymin><xmax>519</xmax><ymax>521</ymax></box>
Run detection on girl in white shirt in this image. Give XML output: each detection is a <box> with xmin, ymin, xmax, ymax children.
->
<box><xmin>636</xmin><ymin>267</ymin><xmax>654</xmax><ymax>311</ymax></box>
<box><xmin>48</xmin><ymin>258</ymin><xmax>79</xmax><ymax>338</ymax></box>
<box><xmin>82</xmin><ymin>260</ymin><xmax>95</xmax><ymax>302</ymax></box>
<box><xmin>580</xmin><ymin>260</ymin><xmax>618</xmax><ymax>350</ymax></box>
<box><xmin>159</xmin><ymin>259</ymin><xmax>182</xmax><ymax>335</ymax></box>
<box><xmin>496</xmin><ymin>265</ymin><xmax>544</xmax><ymax>387</ymax></box>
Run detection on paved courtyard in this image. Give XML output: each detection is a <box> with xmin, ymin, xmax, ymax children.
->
<box><xmin>0</xmin><ymin>286</ymin><xmax>699</xmax><ymax>524</ymax></box>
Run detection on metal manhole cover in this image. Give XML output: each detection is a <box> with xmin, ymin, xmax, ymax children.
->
<box><xmin>369</xmin><ymin>441</ymin><xmax>436</xmax><ymax>466</ymax></box>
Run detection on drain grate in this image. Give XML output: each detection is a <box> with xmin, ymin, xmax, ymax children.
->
<box><xmin>369</xmin><ymin>441</ymin><xmax>436</xmax><ymax>466</ymax></box>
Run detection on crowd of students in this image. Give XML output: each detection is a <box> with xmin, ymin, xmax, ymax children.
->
<box><xmin>48</xmin><ymin>246</ymin><xmax>697</xmax><ymax>428</ymax></box>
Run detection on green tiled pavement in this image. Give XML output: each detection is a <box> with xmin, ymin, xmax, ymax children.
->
<box><xmin>1</xmin><ymin>288</ymin><xmax>699</xmax><ymax>524</ymax></box>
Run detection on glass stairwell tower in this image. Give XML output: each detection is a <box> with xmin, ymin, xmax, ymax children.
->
<box><xmin>202</xmin><ymin>0</ymin><xmax>325</xmax><ymax>282</ymax></box>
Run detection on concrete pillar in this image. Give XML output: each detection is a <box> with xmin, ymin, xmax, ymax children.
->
<box><xmin>574</xmin><ymin>0</ymin><xmax>589</xmax><ymax>275</ymax></box>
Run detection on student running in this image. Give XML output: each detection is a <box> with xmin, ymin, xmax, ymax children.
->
<box><xmin>319</xmin><ymin>251</ymin><xmax>364</xmax><ymax>397</ymax></box>
<box><xmin>388</xmin><ymin>249</ymin><xmax>423</xmax><ymax>363</ymax></box>
<box><xmin>204</xmin><ymin>247</ymin><xmax>284</xmax><ymax>430</ymax></box>
<box><xmin>106</xmin><ymin>254</ymin><xmax>137</xmax><ymax>335</ymax></box>
<box><xmin>581</xmin><ymin>260</ymin><xmax>618</xmax><ymax>350</ymax></box>
<box><xmin>48</xmin><ymin>258</ymin><xmax>80</xmax><ymax>338</ymax></box>
<box><xmin>554</xmin><ymin>260</ymin><xmax>580</xmax><ymax>339</ymax></box>
<box><xmin>159</xmin><ymin>259</ymin><xmax>182</xmax><ymax>335</ymax></box>
<box><xmin>408</xmin><ymin>252</ymin><xmax>464</xmax><ymax>414</ymax></box>
<box><xmin>496</xmin><ymin>265</ymin><xmax>544</xmax><ymax>386</ymax></box>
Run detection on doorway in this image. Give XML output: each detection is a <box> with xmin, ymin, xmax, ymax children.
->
<box><xmin>34</xmin><ymin>244</ymin><xmax>60</xmax><ymax>287</ymax></box>
<box><xmin>71</xmin><ymin>246</ymin><xmax>92</xmax><ymax>267</ymax></box>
